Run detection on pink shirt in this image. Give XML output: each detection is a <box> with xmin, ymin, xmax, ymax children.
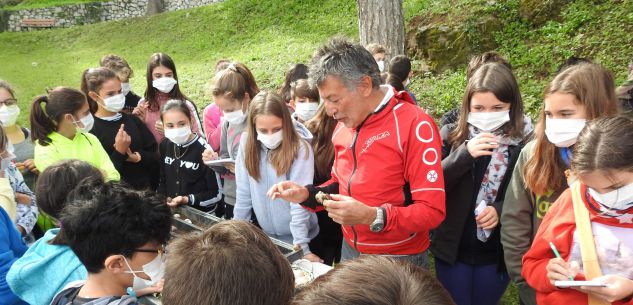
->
<box><xmin>203</xmin><ymin>103</ymin><xmax>223</xmax><ymax>151</ymax></box>
<box><xmin>136</xmin><ymin>93</ymin><xmax>203</xmax><ymax>144</ymax></box>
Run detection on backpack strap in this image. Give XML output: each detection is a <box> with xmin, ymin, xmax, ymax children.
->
<box><xmin>570</xmin><ymin>182</ymin><xmax>610</xmax><ymax>305</ymax></box>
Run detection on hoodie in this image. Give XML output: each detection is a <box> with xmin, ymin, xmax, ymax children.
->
<box><xmin>234</xmin><ymin>121</ymin><xmax>319</xmax><ymax>254</ymax></box>
<box><xmin>7</xmin><ymin>229</ymin><xmax>86</xmax><ymax>305</ymax></box>
<box><xmin>50</xmin><ymin>281</ymin><xmax>138</xmax><ymax>305</ymax></box>
<box><xmin>0</xmin><ymin>207</ymin><xmax>28</xmax><ymax>305</ymax></box>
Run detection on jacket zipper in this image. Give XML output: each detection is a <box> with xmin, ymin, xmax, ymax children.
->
<box><xmin>347</xmin><ymin>114</ymin><xmax>372</xmax><ymax>251</ymax></box>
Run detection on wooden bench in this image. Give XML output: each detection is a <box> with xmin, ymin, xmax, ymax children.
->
<box><xmin>21</xmin><ymin>18</ymin><xmax>56</xmax><ymax>30</ymax></box>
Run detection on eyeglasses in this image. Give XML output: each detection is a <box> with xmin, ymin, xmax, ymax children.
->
<box><xmin>132</xmin><ymin>245</ymin><xmax>167</xmax><ymax>255</ymax></box>
<box><xmin>0</xmin><ymin>99</ymin><xmax>17</xmax><ymax>107</ymax></box>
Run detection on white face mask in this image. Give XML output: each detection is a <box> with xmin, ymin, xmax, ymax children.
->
<box><xmin>121</xmin><ymin>83</ymin><xmax>131</xmax><ymax>96</ymax></box>
<box><xmin>164</xmin><ymin>126</ymin><xmax>192</xmax><ymax>145</ymax></box>
<box><xmin>404</xmin><ymin>78</ymin><xmax>410</xmax><ymax>87</ymax></box>
<box><xmin>257</xmin><ymin>130</ymin><xmax>283</xmax><ymax>150</ymax></box>
<box><xmin>152</xmin><ymin>77</ymin><xmax>177</xmax><ymax>93</ymax></box>
<box><xmin>73</xmin><ymin>113</ymin><xmax>94</xmax><ymax>133</ymax></box>
<box><xmin>467</xmin><ymin>110</ymin><xmax>510</xmax><ymax>132</ymax></box>
<box><xmin>295</xmin><ymin>102</ymin><xmax>319</xmax><ymax>121</ymax></box>
<box><xmin>99</xmin><ymin>94</ymin><xmax>126</xmax><ymax>113</ymax></box>
<box><xmin>0</xmin><ymin>105</ymin><xmax>20</xmax><ymax>127</ymax></box>
<box><xmin>123</xmin><ymin>253</ymin><xmax>166</xmax><ymax>291</ymax></box>
<box><xmin>588</xmin><ymin>182</ymin><xmax>633</xmax><ymax>212</ymax></box>
<box><xmin>223</xmin><ymin>109</ymin><xmax>246</xmax><ymax>125</ymax></box>
<box><xmin>544</xmin><ymin>118</ymin><xmax>586</xmax><ymax>148</ymax></box>
<box><xmin>377</xmin><ymin>60</ymin><xmax>385</xmax><ymax>72</ymax></box>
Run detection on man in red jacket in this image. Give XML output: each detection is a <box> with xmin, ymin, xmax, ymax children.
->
<box><xmin>269</xmin><ymin>38</ymin><xmax>446</xmax><ymax>266</ymax></box>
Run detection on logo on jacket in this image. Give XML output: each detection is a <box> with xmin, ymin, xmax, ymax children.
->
<box><xmin>361</xmin><ymin>131</ymin><xmax>390</xmax><ymax>154</ymax></box>
<box><xmin>427</xmin><ymin>170</ymin><xmax>438</xmax><ymax>182</ymax></box>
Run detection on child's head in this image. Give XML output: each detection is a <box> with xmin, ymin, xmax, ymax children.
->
<box><xmin>293</xmin><ymin>256</ymin><xmax>455</xmax><ymax>305</ymax></box>
<box><xmin>162</xmin><ymin>220</ymin><xmax>294</xmax><ymax>305</ymax></box>
<box><xmin>290</xmin><ymin>79</ymin><xmax>319</xmax><ymax>121</ymax></box>
<box><xmin>0</xmin><ymin>79</ymin><xmax>20</xmax><ymax>127</ymax></box>
<box><xmin>387</xmin><ymin>55</ymin><xmax>412</xmax><ymax>91</ymax></box>
<box><xmin>524</xmin><ymin>63</ymin><xmax>620</xmax><ymax>195</ymax></box>
<box><xmin>245</xmin><ymin>91</ymin><xmax>301</xmax><ymax>181</ymax></box>
<box><xmin>160</xmin><ymin>99</ymin><xmax>194</xmax><ymax>145</ymax></box>
<box><xmin>81</xmin><ymin>67</ymin><xmax>124</xmax><ymax>114</ymax></box>
<box><xmin>30</xmin><ymin>87</ymin><xmax>92</xmax><ymax>145</ymax></box>
<box><xmin>100</xmin><ymin>55</ymin><xmax>134</xmax><ymax>83</ymax></box>
<box><xmin>36</xmin><ymin>159</ymin><xmax>103</xmax><ymax>220</ymax></box>
<box><xmin>53</xmin><ymin>180</ymin><xmax>171</xmax><ymax>292</ymax></box>
<box><xmin>366</xmin><ymin>43</ymin><xmax>386</xmax><ymax>72</ymax></box>
<box><xmin>449</xmin><ymin>62</ymin><xmax>524</xmax><ymax>146</ymax></box>
<box><xmin>211</xmin><ymin>62</ymin><xmax>259</xmax><ymax>124</ymax></box>
<box><xmin>144</xmin><ymin>53</ymin><xmax>186</xmax><ymax>110</ymax></box>
<box><xmin>572</xmin><ymin>116</ymin><xmax>633</xmax><ymax>211</ymax></box>
<box><xmin>280</xmin><ymin>63</ymin><xmax>309</xmax><ymax>103</ymax></box>
<box><xmin>465</xmin><ymin>51</ymin><xmax>512</xmax><ymax>81</ymax></box>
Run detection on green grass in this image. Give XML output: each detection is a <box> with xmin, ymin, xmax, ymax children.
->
<box><xmin>0</xmin><ymin>2</ymin><xmax>629</xmax><ymax>303</ymax></box>
<box><xmin>0</xmin><ymin>0</ymin><xmax>357</xmax><ymax>125</ymax></box>
<box><xmin>1</xmin><ymin>0</ymin><xmax>101</xmax><ymax>10</ymax></box>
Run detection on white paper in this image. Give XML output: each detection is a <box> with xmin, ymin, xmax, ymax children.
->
<box><xmin>474</xmin><ymin>200</ymin><xmax>492</xmax><ymax>242</ymax></box>
<box><xmin>204</xmin><ymin>158</ymin><xmax>235</xmax><ymax>166</ymax></box>
<box><xmin>554</xmin><ymin>280</ymin><xmax>607</xmax><ymax>287</ymax></box>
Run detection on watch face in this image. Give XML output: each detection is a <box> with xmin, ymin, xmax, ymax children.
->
<box><xmin>370</xmin><ymin>222</ymin><xmax>384</xmax><ymax>232</ymax></box>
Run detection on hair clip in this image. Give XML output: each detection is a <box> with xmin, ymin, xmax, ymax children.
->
<box><xmin>227</xmin><ymin>63</ymin><xmax>238</xmax><ymax>72</ymax></box>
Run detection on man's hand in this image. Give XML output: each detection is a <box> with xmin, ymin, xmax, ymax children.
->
<box><xmin>267</xmin><ymin>181</ymin><xmax>309</xmax><ymax>203</ymax></box>
<box><xmin>323</xmin><ymin>194</ymin><xmax>377</xmax><ymax>226</ymax></box>
<box><xmin>167</xmin><ymin>196</ymin><xmax>189</xmax><ymax>207</ymax></box>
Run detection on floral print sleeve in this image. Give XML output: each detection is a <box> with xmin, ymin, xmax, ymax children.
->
<box><xmin>7</xmin><ymin>162</ymin><xmax>38</xmax><ymax>235</ymax></box>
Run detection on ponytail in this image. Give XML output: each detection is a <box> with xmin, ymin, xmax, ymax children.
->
<box><xmin>387</xmin><ymin>73</ymin><xmax>405</xmax><ymax>91</ymax></box>
<box><xmin>30</xmin><ymin>95</ymin><xmax>56</xmax><ymax>146</ymax></box>
<box><xmin>212</xmin><ymin>62</ymin><xmax>260</xmax><ymax>103</ymax></box>
<box><xmin>30</xmin><ymin>87</ymin><xmax>87</xmax><ymax>146</ymax></box>
<box><xmin>81</xmin><ymin>67</ymin><xmax>118</xmax><ymax>113</ymax></box>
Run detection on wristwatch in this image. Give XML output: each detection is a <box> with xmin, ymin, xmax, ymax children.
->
<box><xmin>370</xmin><ymin>207</ymin><xmax>386</xmax><ymax>232</ymax></box>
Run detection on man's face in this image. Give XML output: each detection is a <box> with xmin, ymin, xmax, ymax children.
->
<box><xmin>318</xmin><ymin>76</ymin><xmax>366</xmax><ymax>128</ymax></box>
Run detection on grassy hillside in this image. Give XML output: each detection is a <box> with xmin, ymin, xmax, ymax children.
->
<box><xmin>0</xmin><ymin>0</ymin><xmax>357</xmax><ymax>125</ymax></box>
<box><xmin>403</xmin><ymin>0</ymin><xmax>633</xmax><ymax>118</ymax></box>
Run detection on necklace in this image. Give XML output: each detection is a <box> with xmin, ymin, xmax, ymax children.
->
<box><xmin>173</xmin><ymin>143</ymin><xmax>189</xmax><ymax>160</ymax></box>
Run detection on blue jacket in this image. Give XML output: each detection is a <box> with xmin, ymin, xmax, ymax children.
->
<box><xmin>0</xmin><ymin>207</ymin><xmax>28</xmax><ymax>305</ymax></box>
<box><xmin>235</xmin><ymin>121</ymin><xmax>319</xmax><ymax>254</ymax></box>
<box><xmin>7</xmin><ymin>229</ymin><xmax>87</xmax><ymax>305</ymax></box>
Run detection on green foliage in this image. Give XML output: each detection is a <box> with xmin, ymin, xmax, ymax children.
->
<box><xmin>406</xmin><ymin>0</ymin><xmax>633</xmax><ymax>120</ymax></box>
<box><xmin>0</xmin><ymin>0</ymin><xmax>357</xmax><ymax>125</ymax></box>
<box><xmin>0</xmin><ymin>0</ymin><xmax>101</xmax><ymax>10</ymax></box>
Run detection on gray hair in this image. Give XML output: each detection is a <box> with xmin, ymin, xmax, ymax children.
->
<box><xmin>309</xmin><ymin>37</ymin><xmax>382</xmax><ymax>90</ymax></box>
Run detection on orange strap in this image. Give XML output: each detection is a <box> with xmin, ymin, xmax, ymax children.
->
<box><xmin>571</xmin><ymin>182</ymin><xmax>610</xmax><ymax>305</ymax></box>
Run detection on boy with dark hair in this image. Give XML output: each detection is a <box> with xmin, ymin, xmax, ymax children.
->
<box><xmin>293</xmin><ymin>256</ymin><xmax>456</xmax><ymax>305</ymax></box>
<box><xmin>162</xmin><ymin>220</ymin><xmax>294</xmax><ymax>305</ymax></box>
<box><xmin>49</xmin><ymin>180</ymin><xmax>171</xmax><ymax>305</ymax></box>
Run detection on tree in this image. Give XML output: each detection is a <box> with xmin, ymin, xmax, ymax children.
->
<box><xmin>356</xmin><ymin>0</ymin><xmax>405</xmax><ymax>60</ymax></box>
<box><xmin>146</xmin><ymin>0</ymin><xmax>164</xmax><ymax>16</ymax></box>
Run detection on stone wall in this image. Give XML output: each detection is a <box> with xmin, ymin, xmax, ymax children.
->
<box><xmin>2</xmin><ymin>0</ymin><xmax>223</xmax><ymax>32</ymax></box>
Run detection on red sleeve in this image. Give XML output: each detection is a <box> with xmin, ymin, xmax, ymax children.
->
<box><xmin>383</xmin><ymin>109</ymin><xmax>446</xmax><ymax>233</ymax></box>
<box><xmin>522</xmin><ymin>189</ymin><xmax>582</xmax><ymax>293</ymax></box>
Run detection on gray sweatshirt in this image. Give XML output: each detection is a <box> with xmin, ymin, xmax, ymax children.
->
<box><xmin>234</xmin><ymin>122</ymin><xmax>319</xmax><ymax>254</ymax></box>
<box><xmin>209</xmin><ymin>119</ymin><xmax>246</xmax><ymax>205</ymax></box>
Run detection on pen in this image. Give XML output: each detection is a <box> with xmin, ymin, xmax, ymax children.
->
<box><xmin>549</xmin><ymin>241</ymin><xmax>574</xmax><ymax>280</ymax></box>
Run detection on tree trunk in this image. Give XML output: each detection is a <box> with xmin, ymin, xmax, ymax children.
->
<box><xmin>356</xmin><ymin>0</ymin><xmax>405</xmax><ymax>61</ymax></box>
